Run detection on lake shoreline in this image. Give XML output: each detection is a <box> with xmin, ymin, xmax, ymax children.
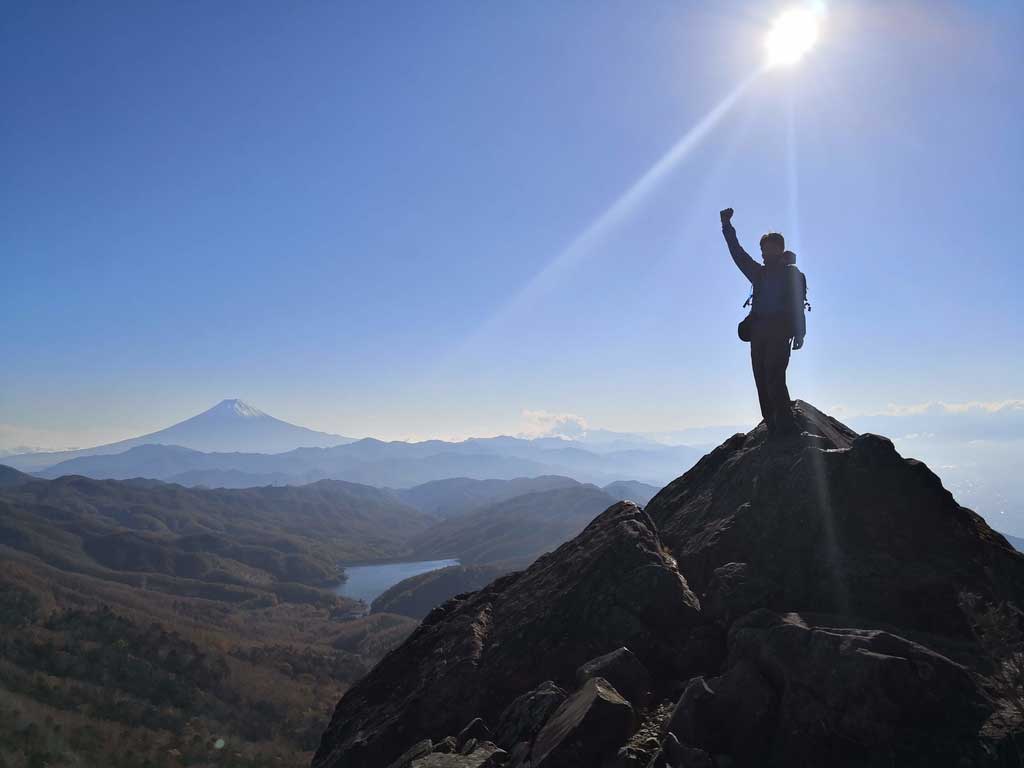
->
<box><xmin>335</xmin><ymin>558</ymin><xmax>462</xmax><ymax>604</ymax></box>
<box><xmin>337</xmin><ymin>554</ymin><xmax>459</xmax><ymax>568</ymax></box>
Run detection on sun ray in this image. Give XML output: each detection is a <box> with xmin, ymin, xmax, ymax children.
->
<box><xmin>786</xmin><ymin>86</ymin><xmax>802</xmax><ymax>256</ymax></box>
<box><xmin>455</xmin><ymin>68</ymin><xmax>765</xmax><ymax>354</ymax></box>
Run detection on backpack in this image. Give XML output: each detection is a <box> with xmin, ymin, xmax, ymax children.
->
<box><xmin>737</xmin><ymin>266</ymin><xmax>810</xmax><ymax>342</ymax></box>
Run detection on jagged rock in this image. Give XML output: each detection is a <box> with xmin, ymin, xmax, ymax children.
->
<box><xmin>457</xmin><ymin>717</ymin><xmax>492</xmax><ymax>750</ymax></box>
<box><xmin>387</xmin><ymin>738</ymin><xmax>434</xmax><ymax>768</ymax></box>
<box><xmin>315</xmin><ymin>401</ymin><xmax>1024</xmax><ymax>768</ymax></box>
<box><xmin>314</xmin><ymin>502</ymin><xmax>709</xmax><ymax>768</ymax></box>
<box><xmin>493</xmin><ymin>681</ymin><xmax>566</xmax><ymax>748</ymax></box>
<box><xmin>434</xmin><ymin>736</ymin><xmax>458</xmax><ymax>754</ymax></box>
<box><xmin>530</xmin><ymin>677</ymin><xmax>636</xmax><ymax>768</ymax></box>
<box><xmin>411</xmin><ymin>742</ymin><xmax>506</xmax><ymax>768</ymax></box>
<box><xmin>576</xmin><ymin>647</ymin><xmax>651</xmax><ymax>706</ymax></box>
<box><xmin>645</xmin><ymin>400</ymin><xmax>1024</xmax><ymax>637</ymax></box>
<box><xmin>460</xmin><ymin>738</ymin><xmax>478</xmax><ymax>755</ymax></box>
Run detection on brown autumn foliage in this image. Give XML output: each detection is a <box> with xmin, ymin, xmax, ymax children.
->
<box><xmin>0</xmin><ymin>472</ymin><xmax>427</xmax><ymax>767</ymax></box>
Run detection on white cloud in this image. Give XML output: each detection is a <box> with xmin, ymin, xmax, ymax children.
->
<box><xmin>0</xmin><ymin>423</ymin><xmax>80</xmax><ymax>454</ymax></box>
<box><xmin>0</xmin><ymin>422</ymin><xmax>135</xmax><ymax>455</ymax></box>
<box><xmin>518</xmin><ymin>409</ymin><xmax>589</xmax><ymax>440</ymax></box>
<box><xmin>875</xmin><ymin>399</ymin><xmax>1024</xmax><ymax>417</ymax></box>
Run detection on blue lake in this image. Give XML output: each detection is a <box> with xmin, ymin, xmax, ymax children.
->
<box><xmin>335</xmin><ymin>558</ymin><xmax>460</xmax><ymax>604</ymax></box>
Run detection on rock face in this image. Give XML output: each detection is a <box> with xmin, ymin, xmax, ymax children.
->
<box><xmin>645</xmin><ymin>401</ymin><xmax>1024</xmax><ymax>636</ymax></box>
<box><xmin>313</xmin><ymin>501</ymin><xmax>709</xmax><ymax>768</ymax></box>
<box><xmin>314</xmin><ymin>402</ymin><xmax>1024</xmax><ymax>768</ymax></box>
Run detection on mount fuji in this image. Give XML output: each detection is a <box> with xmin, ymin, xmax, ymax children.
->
<box><xmin>3</xmin><ymin>399</ymin><xmax>353</xmax><ymax>472</ymax></box>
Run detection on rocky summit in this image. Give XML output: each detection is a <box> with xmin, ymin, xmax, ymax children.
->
<box><xmin>313</xmin><ymin>401</ymin><xmax>1024</xmax><ymax>768</ymax></box>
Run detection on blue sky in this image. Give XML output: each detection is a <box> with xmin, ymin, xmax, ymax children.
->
<box><xmin>2</xmin><ymin>0</ymin><xmax>1022</xmax><ymax>446</ymax></box>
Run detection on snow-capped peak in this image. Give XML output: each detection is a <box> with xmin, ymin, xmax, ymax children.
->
<box><xmin>212</xmin><ymin>399</ymin><xmax>267</xmax><ymax>419</ymax></box>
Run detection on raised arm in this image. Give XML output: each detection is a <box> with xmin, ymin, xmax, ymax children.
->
<box><xmin>719</xmin><ymin>208</ymin><xmax>760</xmax><ymax>283</ymax></box>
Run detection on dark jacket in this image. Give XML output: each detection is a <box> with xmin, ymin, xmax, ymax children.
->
<box><xmin>723</xmin><ymin>221</ymin><xmax>806</xmax><ymax>337</ymax></box>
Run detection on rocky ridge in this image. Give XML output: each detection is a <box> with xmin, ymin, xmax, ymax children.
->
<box><xmin>313</xmin><ymin>401</ymin><xmax>1024</xmax><ymax>768</ymax></box>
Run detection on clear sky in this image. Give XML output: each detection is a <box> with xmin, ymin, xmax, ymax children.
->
<box><xmin>2</xmin><ymin>0</ymin><xmax>1022</xmax><ymax>447</ymax></box>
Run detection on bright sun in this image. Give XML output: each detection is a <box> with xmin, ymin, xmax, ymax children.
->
<box><xmin>764</xmin><ymin>6</ymin><xmax>822</xmax><ymax>68</ymax></box>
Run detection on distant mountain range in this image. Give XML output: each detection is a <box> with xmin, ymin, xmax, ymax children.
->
<box><xmin>21</xmin><ymin>437</ymin><xmax>700</xmax><ymax>489</ymax></box>
<box><xmin>407</xmin><ymin>482</ymin><xmax>620</xmax><ymax>565</ymax></box>
<box><xmin>0</xmin><ymin>400</ymin><xmax>702</xmax><ymax>488</ymax></box>
<box><xmin>395</xmin><ymin>476</ymin><xmax>600</xmax><ymax>519</ymax></box>
<box><xmin>3</xmin><ymin>399</ymin><xmax>353</xmax><ymax>472</ymax></box>
<box><xmin>3</xmin><ymin>400</ymin><xmax>705</xmax><ymax>488</ymax></box>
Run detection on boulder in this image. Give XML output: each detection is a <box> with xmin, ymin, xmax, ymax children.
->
<box><xmin>411</xmin><ymin>742</ymin><xmax>506</xmax><ymax>768</ymax></box>
<box><xmin>668</xmin><ymin>610</ymin><xmax>992</xmax><ymax>766</ymax></box>
<box><xmin>434</xmin><ymin>736</ymin><xmax>458</xmax><ymax>754</ymax></box>
<box><xmin>530</xmin><ymin>677</ymin><xmax>636</xmax><ymax>768</ymax></box>
<box><xmin>457</xmin><ymin>718</ymin><xmax>491</xmax><ymax>750</ymax></box>
<box><xmin>493</xmin><ymin>681</ymin><xmax>566</xmax><ymax>748</ymax></box>
<box><xmin>666</xmin><ymin>664</ymin><xmax>776</xmax><ymax>761</ymax></box>
<box><xmin>575</xmin><ymin>646</ymin><xmax>652</xmax><ymax>705</ymax></box>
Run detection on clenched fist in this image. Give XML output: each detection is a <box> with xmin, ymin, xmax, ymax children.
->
<box><xmin>720</xmin><ymin>207</ymin><xmax>734</xmax><ymax>224</ymax></box>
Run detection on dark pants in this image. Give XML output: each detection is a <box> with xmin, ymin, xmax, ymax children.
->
<box><xmin>750</xmin><ymin>317</ymin><xmax>794</xmax><ymax>433</ymax></box>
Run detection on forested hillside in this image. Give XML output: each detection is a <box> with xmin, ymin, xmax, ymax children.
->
<box><xmin>0</xmin><ymin>471</ymin><xmax>429</xmax><ymax>766</ymax></box>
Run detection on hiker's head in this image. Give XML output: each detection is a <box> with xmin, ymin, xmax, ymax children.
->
<box><xmin>783</xmin><ymin>250</ymin><xmax>797</xmax><ymax>266</ymax></box>
<box><xmin>759</xmin><ymin>232</ymin><xmax>786</xmax><ymax>263</ymax></box>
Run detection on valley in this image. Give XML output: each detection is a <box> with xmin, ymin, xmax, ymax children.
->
<box><xmin>0</xmin><ymin>459</ymin><xmax>659</xmax><ymax>767</ymax></box>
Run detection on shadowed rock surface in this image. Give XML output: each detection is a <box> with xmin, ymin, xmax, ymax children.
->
<box><xmin>313</xmin><ymin>402</ymin><xmax>1024</xmax><ymax>768</ymax></box>
<box><xmin>312</xmin><ymin>501</ymin><xmax>708</xmax><ymax>768</ymax></box>
<box><xmin>370</xmin><ymin>563</ymin><xmax>521</xmax><ymax>620</ymax></box>
<box><xmin>530</xmin><ymin>676</ymin><xmax>635</xmax><ymax>767</ymax></box>
<box><xmin>644</xmin><ymin>401</ymin><xmax>1024</xmax><ymax>636</ymax></box>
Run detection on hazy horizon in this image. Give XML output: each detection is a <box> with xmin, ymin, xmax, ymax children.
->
<box><xmin>1</xmin><ymin>394</ymin><xmax>1021</xmax><ymax>453</ymax></box>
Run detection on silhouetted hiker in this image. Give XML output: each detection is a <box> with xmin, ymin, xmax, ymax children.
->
<box><xmin>720</xmin><ymin>208</ymin><xmax>807</xmax><ymax>437</ymax></box>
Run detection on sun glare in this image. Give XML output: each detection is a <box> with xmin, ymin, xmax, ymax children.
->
<box><xmin>765</xmin><ymin>6</ymin><xmax>822</xmax><ymax>69</ymax></box>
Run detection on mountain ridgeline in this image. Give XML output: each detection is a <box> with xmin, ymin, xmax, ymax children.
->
<box><xmin>3</xmin><ymin>399</ymin><xmax>354</xmax><ymax>472</ymax></box>
<box><xmin>313</xmin><ymin>402</ymin><xmax>1024</xmax><ymax>768</ymax></box>
<box><xmin>3</xmin><ymin>400</ymin><xmax>704</xmax><ymax>488</ymax></box>
<box><xmin>22</xmin><ymin>438</ymin><xmax>700</xmax><ymax>490</ymax></box>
